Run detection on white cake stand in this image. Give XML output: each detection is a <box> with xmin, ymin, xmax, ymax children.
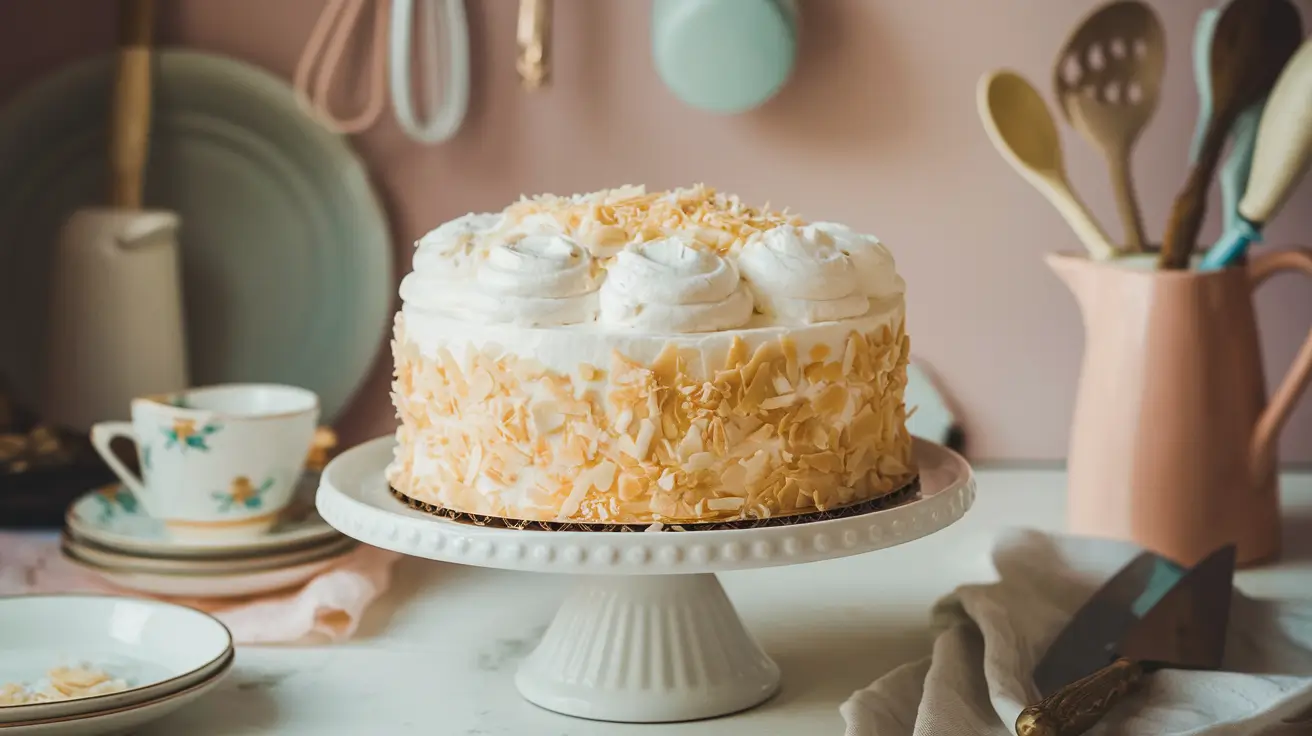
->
<box><xmin>316</xmin><ymin>436</ymin><xmax>975</xmax><ymax>723</ymax></box>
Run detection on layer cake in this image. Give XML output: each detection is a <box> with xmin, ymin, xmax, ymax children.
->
<box><xmin>388</xmin><ymin>185</ymin><xmax>913</xmax><ymax>525</ymax></box>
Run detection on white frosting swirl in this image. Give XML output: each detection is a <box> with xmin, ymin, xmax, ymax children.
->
<box><xmin>402</xmin><ymin>213</ymin><xmax>503</xmax><ymax>319</ymax></box>
<box><xmin>736</xmin><ymin>226</ymin><xmax>870</xmax><ymax>324</ymax></box>
<box><xmin>502</xmin><ymin>211</ymin><xmax>564</xmax><ymax>239</ymax></box>
<box><xmin>473</xmin><ymin>234</ymin><xmax>600</xmax><ymax>326</ymax></box>
<box><xmin>599</xmin><ymin>236</ymin><xmax>753</xmax><ymax>333</ymax></box>
<box><xmin>412</xmin><ymin>212</ymin><xmax>501</xmax><ymax>274</ymax></box>
<box><xmin>804</xmin><ymin>222</ymin><xmax>905</xmax><ymax>299</ymax></box>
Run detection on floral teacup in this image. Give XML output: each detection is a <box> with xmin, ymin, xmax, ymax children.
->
<box><xmin>90</xmin><ymin>384</ymin><xmax>320</xmax><ymax>541</ymax></box>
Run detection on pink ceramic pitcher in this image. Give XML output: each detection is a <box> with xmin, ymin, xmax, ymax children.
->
<box><xmin>1049</xmin><ymin>249</ymin><xmax>1312</xmax><ymax>568</ymax></box>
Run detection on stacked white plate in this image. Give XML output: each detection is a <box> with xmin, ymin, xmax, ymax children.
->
<box><xmin>0</xmin><ymin>595</ymin><xmax>232</xmax><ymax>734</ymax></box>
<box><xmin>61</xmin><ymin>476</ymin><xmax>356</xmax><ymax>598</ymax></box>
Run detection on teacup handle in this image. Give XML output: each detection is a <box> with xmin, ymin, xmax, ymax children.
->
<box><xmin>89</xmin><ymin>421</ymin><xmax>152</xmax><ymax>508</ymax></box>
<box><xmin>1248</xmin><ymin>248</ymin><xmax>1312</xmax><ymax>489</ymax></box>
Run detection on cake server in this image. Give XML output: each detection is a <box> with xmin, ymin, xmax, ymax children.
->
<box><xmin>1029</xmin><ymin>551</ymin><xmax>1187</xmax><ymax>698</ymax></box>
<box><xmin>977</xmin><ymin>69</ymin><xmax>1118</xmax><ymax>261</ymax></box>
<box><xmin>1016</xmin><ymin>543</ymin><xmax>1237</xmax><ymax>736</ymax></box>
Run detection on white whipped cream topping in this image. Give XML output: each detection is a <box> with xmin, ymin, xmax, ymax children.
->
<box><xmin>412</xmin><ymin>212</ymin><xmax>501</xmax><ymax>273</ymax></box>
<box><xmin>502</xmin><ymin>211</ymin><xmax>564</xmax><ymax>240</ymax></box>
<box><xmin>402</xmin><ymin>213</ymin><xmax>504</xmax><ymax>319</ymax></box>
<box><xmin>401</xmin><ymin>202</ymin><xmax>906</xmax><ymax>332</ymax></box>
<box><xmin>599</xmin><ymin>236</ymin><xmax>753</xmax><ymax>333</ymax></box>
<box><xmin>804</xmin><ymin>221</ymin><xmax>906</xmax><ymax>299</ymax></box>
<box><xmin>737</xmin><ymin>225</ymin><xmax>870</xmax><ymax>324</ymax></box>
<box><xmin>473</xmin><ymin>234</ymin><xmax>600</xmax><ymax>326</ymax></box>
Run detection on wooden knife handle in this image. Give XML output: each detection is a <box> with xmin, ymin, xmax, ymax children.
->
<box><xmin>1015</xmin><ymin>657</ymin><xmax>1145</xmax><ymax>736</ymax></box>
<box><xmin>110</xmin><ymin>0</ymin><xmax>155</xmax><ymax>210</ymax></box>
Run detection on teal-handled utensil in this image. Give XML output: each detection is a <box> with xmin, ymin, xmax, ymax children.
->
<box><xmin>1200</xmin><ymin>39</ymin><xmax>1312</xmax><ymax>270</ymax></box>
<box><xmin>1217</xmin><ymin>98</ymin><xmax>1267</xmax><ymax>233</ymax></box>
<box><xmin>1187</xmin><ymin>8</ymin><xmax>1220</xmax><ymax>165</ymax></box>
<box><xmin>1189</xmin><ymin>3</ymin><xmax>1280</xmax><ymax>236</ymax></box>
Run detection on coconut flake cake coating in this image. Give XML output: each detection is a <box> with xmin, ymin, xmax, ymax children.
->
<box><xmin>388</xmin><ymin>185</ymin><xmax>913</xmax><ymax>524</ymax></box>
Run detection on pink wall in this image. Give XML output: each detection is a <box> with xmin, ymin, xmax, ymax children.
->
<box><xmin>2</xmin><ymin>0</ymin><xmax>1310</xmax><ymax>463</ymax></box>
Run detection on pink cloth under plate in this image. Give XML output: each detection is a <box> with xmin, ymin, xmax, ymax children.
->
<box><xmin>0</xmin><ymin>532</ymin><xmax>400</xmax><ymax>644</ymax></box>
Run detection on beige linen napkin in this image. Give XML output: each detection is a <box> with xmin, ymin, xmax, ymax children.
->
<box><xmin>0</xmin><ymin>532</ymin><xmax>400</xmax><ymax>644</ymax></box>
<box><xmin>842</xmin><ymin>529</ymin><xmax>1312</xmax><ymax>735</ymax></box>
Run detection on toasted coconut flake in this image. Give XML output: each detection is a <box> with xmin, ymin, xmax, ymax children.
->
<box><xmin>686</xmin><ymin>452</ymin><xmax>716</xmax><ymax>471</ymax></box>
<box><xmin>771</xmin><ymin>373</ymin><xmax>793</xmax><ymax>395</ymax></box>
<box><xmin>614</xmin><ymin>408</ymin><xmax>634</xmax><ymax>435</ymax></box>
<box><xmin>634</xmin><ymin>419</ymin><xmax>657</xmax><ymax>460</ymax></box>
<box><xmin>656</xmin><ymin>469</ymin><xmax>676</xmax><ymax>492</ymax></box>
<box><xmin>760</xmin><ymin>393</ymin><xmax>796</xmax><ymax>411</ymax></box>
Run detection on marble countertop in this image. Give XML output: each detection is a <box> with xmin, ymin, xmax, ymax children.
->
<box><xmin>141</xmin><ymin>467</ymin><xmax>1312</xmax><ymax>735</ymax></box>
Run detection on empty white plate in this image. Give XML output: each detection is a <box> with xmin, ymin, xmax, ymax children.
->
<box><xmin>0</xmin><ymin>651</ymin><xmax>233</xmax><ymax>735</ymax></box>
<box><xmin>0</xmin><ymin>595</ymin><xmax>231</xmax><ymax>725</ymax></box>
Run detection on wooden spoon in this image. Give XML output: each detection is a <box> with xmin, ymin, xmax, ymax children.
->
<box><xmin>109</xmin><ymin>0</ymin><xmax>155</xmax><ymax>209</ymax></box>
<box><xmin>1054</xmin><ymin>0</ymin><xmax>1165</xmax><ymax>253</ymax></box>
<box><xmin>1158</xmin><ymin>0</ymin><xmax>1302</xmax><ymax>269</ymax></box>
<box><xmin>977</xmin><ymin>70</ymin><xmax>1118</xmax><ymax>261</ymax></box>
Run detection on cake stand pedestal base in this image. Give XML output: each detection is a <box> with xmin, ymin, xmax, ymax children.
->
<box><xmin>516</xmin><ymin>573</ymin><xmax>780</xmax><ymax>722</ymax></box>
<box><xmin>316</xmin><ymin>436</ymin><xmax>975</xmax><ymax>724</ymax></box>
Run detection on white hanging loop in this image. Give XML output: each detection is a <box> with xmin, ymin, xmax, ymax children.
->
<box><xmin>389</xmin><ymin>0</ymin><xmax>470</xmax><ymax>144</ymax></box>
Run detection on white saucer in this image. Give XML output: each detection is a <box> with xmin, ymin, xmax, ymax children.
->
<box><xmin>65</xmin><ymin>474</ymin><xmax>340</xmax><ymax>558</ymax></box>
<box><xmin>60</xmin><ymin>544</ymin><xmax>358</xmax><ymax>599</ymax></box>
<box><xmin>0</xmin><ymin>651</ymin><xmax>232</xmax><ymax>735</ymax></box>
<box><xmin>0</xmin><ymin>595</ymin><xmax>232</xmax><ymax>725</ymax></box>
<box><xmin>61</xmin><ymin>533</ymin><xmax>358</xmax><ymax>575</ymax></box>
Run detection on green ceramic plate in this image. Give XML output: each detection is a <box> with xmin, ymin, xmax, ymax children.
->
<box><xmin>0</xmin><ymin>50</ymin><xmax>392</xmax><ymax>422</ymax></box>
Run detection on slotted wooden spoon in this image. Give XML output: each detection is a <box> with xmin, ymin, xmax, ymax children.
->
<box><xmin>1158</xmin><ymin>0</ymin><xmax>1302</xmax><ymax>269</ymax></box>
<box><xmin>1054</xmin><ymin>0</ymin><xmax>1165</xmax><ymax>254</ymax></box>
